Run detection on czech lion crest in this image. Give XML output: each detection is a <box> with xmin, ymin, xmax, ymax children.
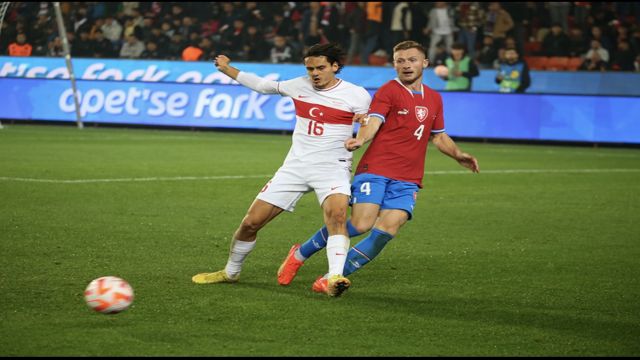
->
<box><xmin>415</xmin><ymin>106</ymin><xmax>428</xmax><ymax>122</ymax></box>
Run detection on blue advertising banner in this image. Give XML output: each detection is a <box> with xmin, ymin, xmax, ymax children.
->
<box><xmin>2</xmin><ymin>56</ymin><xmax>640</xmax><ymax>96</ymax></box>
<box><xmin>1</xmin><ymin>77</ymin><xmax>638</xmax><ymax>144</ymax></box>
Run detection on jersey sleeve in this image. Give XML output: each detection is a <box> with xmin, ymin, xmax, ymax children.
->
<box><xmin>352</xmin><ymin>87</ymin><xmax>372</xmax><ymax>114</ymax></box>
<box><xmin>275</xmin><ymin>77</ymin><xmax>303</xmax><ymax>97</ymax></box>
<box><xmin>431</xmin><ymin>91</ymin><xmax>445</xmax><ymax>133</ymax></box>
<box><xmin>367</xmin><ymin>84</ymin><xmax>393</xmax><ymax>123</ymax></box>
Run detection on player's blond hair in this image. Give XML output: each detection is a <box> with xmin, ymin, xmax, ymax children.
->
<box><xmin>393</xmin><ymin>41</ymin><xmax>427</xmax><ymax>57</ymax></box>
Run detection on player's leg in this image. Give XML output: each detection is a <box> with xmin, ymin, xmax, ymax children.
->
<box><xmin>295</xmin><ymin>173</ymin><xmax>385</xmax><ymax>261</ymax></box>
<box><xmin>320</xmin><ymin>192</ymin><xmax>352</xmax><ymax>296</ymax></box>
<box><xmin>194</xmin><ymin>168</ymin><xmax>308</xmax><ymax>284</ymax></box>
<box><xmin>343</xmin><ymin>209</ymin><xmax>408</xmax><ymax>276</ymax></box>
<box><xmin>342</xmin><ymin>179</ymin><xmax>419</xmax><ymax>276</ymax></box>
<box><xmin>278</xmin><ymin>174</ymin><xmax>384</xmax><ymax>286</ymax></box>
<box><xmin>192</xmin><ymin>199</ymin><xmax>284</xmax><ymax>284</ymax></box>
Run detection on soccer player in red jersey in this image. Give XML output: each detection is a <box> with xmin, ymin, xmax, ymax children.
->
<box><xmin>278</xmin><ymin>40</ymin><xmax>480</xmax><ymax>292</ymax></box>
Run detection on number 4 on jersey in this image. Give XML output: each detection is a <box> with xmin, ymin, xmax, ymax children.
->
<box><xmin>414</xmin><ymin>124</ymin><xmax>425</xmax><ymax>140</ymax></box>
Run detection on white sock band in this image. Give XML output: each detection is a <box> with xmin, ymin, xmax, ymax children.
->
<box><xmin>224</xmin><ymin>239</ymin><xmax>256</xmax><ymax>277</ymax></box>
<box><xmin>326</xmin><ymin>234</ymin><xmax>350</xmax><ymax>276</ymax></box>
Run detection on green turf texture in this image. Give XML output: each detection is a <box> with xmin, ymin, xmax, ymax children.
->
<box><xmin>1</xmin><ymin>124</ymin><xmax>639</xmax><ymax>356</ymax></box>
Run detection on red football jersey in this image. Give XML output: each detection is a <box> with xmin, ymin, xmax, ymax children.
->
<box><xmin>355</xmin><ymin>79</ymin><xmax>445</xmax><ymax>187</ymax></box>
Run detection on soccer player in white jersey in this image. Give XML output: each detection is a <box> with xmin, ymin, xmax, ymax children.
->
<box><xmin>277</xmin><ymin>40</ymin><xmax>479</xmax><ymax>292</ymax></box>
<box><xmin>192</xmin><ymin>43</ymin><xmax>372</xmax><ymax>297</ymax></box>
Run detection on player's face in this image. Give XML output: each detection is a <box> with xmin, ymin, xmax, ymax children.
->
<box><xmin>393</xmin><ymin>48</ymin><xmax>428</xmax><ymax>85</ymax></box>
<box><xmin>304</xmin><ymin>56</ymin><xmax>339</xmax><ymax>89</ymax></box>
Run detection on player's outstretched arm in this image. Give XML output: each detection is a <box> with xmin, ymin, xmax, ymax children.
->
<box><xmin>345</xmin><ymin>115</ymin><xmax>383</xmax><ymax>152</ymax></box>
<box><xmin>214</xmin><ymin>54</ymin><xmax>280</xmax><ymax>95</ymax></box>
<box><xmin>431</xmin><ymin>132</ymin><xmax>480</xmax><ymax>173</ymax></box>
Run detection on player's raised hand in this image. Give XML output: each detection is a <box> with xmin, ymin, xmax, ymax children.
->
<box><xmin>458</xmin><ymin>153</ymin><xmax>480</xmax><ymax>173</ymax></box>
<box><xmin>345</xmin><ymin>138</ymin><xmax>365</xmax><ymax>152</ymax></box>
<box><xmin>214</xmin><ymin>55</ymin><xmax>231</xmax><ymax>70</ymax></box>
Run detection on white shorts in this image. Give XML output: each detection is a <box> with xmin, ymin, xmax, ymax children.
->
<box><xmin>256</xmin><ymin>162</ymin><xmax>352</xmax><ymax>212</ymax></box>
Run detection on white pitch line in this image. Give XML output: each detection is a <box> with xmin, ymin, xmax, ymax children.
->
<box><xmin>0</xmin><ymin>174</ymin><xmax>273</xmax><ymax>184</ymax></box>
<box><xmin>1</xmin><ymin>168</ymin><xmax>640</xmax><ymax>184</ymax></box>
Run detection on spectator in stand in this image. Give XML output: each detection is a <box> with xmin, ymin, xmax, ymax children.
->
<box><xmin>161</xmin><ymin>21</ymin><xmax>175</xmax><ymax>39</ymax></box>
<box><xmin>141</xmin><ymin>40</ymin><xmax>162</xmax><ymax>59</ymax></box>
<box><xmin>493</xmin><ymin>47</ymin><xmax>506</xmax><ymax>69</ymax></box>
<box><xmin>568</xmin><ymin>27</ymin><xmax>588</xmax><ymax>57</ymax></box>
<box><xmin>634</xmin><ymin>54</ymin><xmax>640</xmax><ymax>72</ymax></box>
<box><xmin>300</xmin><ymin>2</ymin><xmax>324</xmax><ymax>51</ymax></box>
<box><xmin>483</xmin><ymin>2</ymin><xmax>513</xmax><ymax>49</ymax></box>
<box><xmin>220</xmin><ymin>18</ymin><xmax>247</xmax><ymax>58</ymax></box>
<box><xmin>119</xmin><ymin>33</ymin><xmax>145</xmax><ymax>59</ymax></box>
<box><xmin>93</xmin><ymin>29</ymin><xmax>115</xmax><ymax>58</ymax></box>
<box><xmin>611</xmin><ymin>41</ymin><xmax>636</xmax><ymax>71</ymax></box>
<box><xmin>345</xmin><ymin>2</ymin><xmax>367</xmax><ymax>65</ymax></box>
<box><xmin>455</xmin><ymin>2</ymin><xmax>484</xmax><ymax>59</ymax></box>
<box><xmin>495</xmin><ymin>47</ymin><xmax>530</xmax><ymax>93</ymax></box>
<box><xmin>270</xmin><ymin>35</ymin><xmax>295</xmax><ymax>63</ymax></box>
<box><xmin>542</xmin><ymin>23</ymin><xmax>570</xmax><ymax>57</ymax></box>
<box><xmin>149</xmin><ymin>26</ymin><xmax>169</xmax><ymax>50</ymax></box>
<box><xmin>589</xmin><ymin>26</ymin><xmax>613</xmax><ymax>53</ymax></box>
<box><xmin>241</xmin><ymin>2</ymin><xmax>266</xmax><ymax>28</ymax></box>
<box><xmin>101</xmin><ymin>15</ymin><xmax>123</xmax><ymax>47</ymax></box>
<box><xmin>73</xmin><ymin>6</ymin><xmax>90</xmax><ymax>33</ymax></box>
<box><xmin>573</xmin><ymin>2</ymin><xmax>592</xmax><ymax>29</ymax></box>
<box><xmin>476</xmin><ymin>34</ymin><xmax>498</xmax><ymax>69</ymax></box>
<box><xmin>586</xmin><ymin>38</ymin><xmax>610</xmax><ymax>63</ymax></box>
<box><xmin>548</xmin><ymin>2</ymin><xmax>570</xmax><ymax>33</ymax></box>
<box><xmin>501</xmin><ymin>2</ymin><xmax>529</xmax><ymax>55</ymax></box>
<box><xmin>265</xmin><ymin>9</ymin><xmax>294</xmax><ymax>43</ymax></box>
<box><xmin>580</xmin><ymin>39</ymin><xmax>609</xmax><ymax>71</ymax></box>
<box><xmin>318</xmin><ymin>2</ymin><xmax>340</xmax><ymax>44</ymax></box>
<box><xmin>361</xmin><ymin>1</ymin><xmax>383</xmax><ymax>64</ymax></box>
<box><xmin>388</xmin><ymin>2</ymin><xmax>412</xmax><ymax>56</ymax></box>
<box><xmin>242</xmin><ymin>24</ymin><xmax>269</xmax><ymax>62</ymax></box>
<box><xmin>431</xmin><ymin>41</ymin><xmax>448</xmax><ymax>67</ymax></box>
<box><xmin>198</xmin><ymin>37</ymin><xmax>215</xmax><ymax>61</ymax></box>
<box><xmin>71</xmin><ymin>30</ymin><xmax>93</xmax><ymax>58</ymax></box>
<box><xmin>182</xmin><ymin>43</ymin><xmax>203</xmax><ymax>61</ymax></box>
<box><xmin>425</xmin><ymin>2</ymin><xmax>456</xmax><ymax>61</ymax></box>
<box><xmin>47</xmin><ymin>36</ymin><xmax>64</xmax><ymax>57</ymax></box>
<box><xmin>217</xmin><ymin>3</ymin><xmax>239</xmax><ymax>38</ymax></box>
<box><xmin>438</xmin><ymin>42</ymin><xmax>479</xmax><ymax>91</ymax></box>
<box><xmin>8</xmin><ymin>33</ymin><xmax>32</xmax><ymax>57</ymax></box>
<box><xmin>167</xmin><ymin>33</ymin><xmax>186</xmax><ymax>60</ymax></box>
<box><xmin>30</xmin><ymin>13</ymin><xmax>51</xmax><ymax>55</ymax></box>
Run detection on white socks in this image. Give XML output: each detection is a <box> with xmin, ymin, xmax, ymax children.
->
<box><xmin>224</xmin><ymin>239</ymin><xmax>256</xmax><ymax>278</ymax></box>
<box><xmin>326</xmin><ymin>234</ymin><xmax>349</xmax><ymax>276</ymax></box>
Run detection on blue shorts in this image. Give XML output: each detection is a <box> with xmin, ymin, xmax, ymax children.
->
<box><xmin>350</xmin><ymin>173</ymin><xmax>420</xmax><ymax>220</ymax></box>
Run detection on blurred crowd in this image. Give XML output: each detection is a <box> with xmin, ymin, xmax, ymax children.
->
<box><xmin>2</xmin><ymin>1</ymin><xmax>640</xmax><ymax>72</ymax></box>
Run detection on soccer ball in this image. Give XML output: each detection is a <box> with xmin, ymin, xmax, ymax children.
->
<box><xmin>84</xmin><ymin>276</ymin><xmax>134</xmax><ymax>314</ymax></box>
<box><xmin>434</xmin><ymin>65</ymin><xmax>449</xmax><ymax>78</ymax></box>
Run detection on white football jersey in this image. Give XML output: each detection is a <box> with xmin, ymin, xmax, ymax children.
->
<box><xmin>276</xmin><ymin>77</ymin><xmax>371</xmax><ymax>166</ymax></box>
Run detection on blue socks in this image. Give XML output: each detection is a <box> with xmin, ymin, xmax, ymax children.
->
<box><xmin>298</xmin><ymin>220</ymin><xmax>361</xmax><ymax>259</ymax></box>
<box><xmin>343</xmin><ymin>228</ymin><xmax>393</xmax><ymax>276</ymax></box>
<box><xmin>298</xmin><ymin>223</ymin><xmax>394</xmax><ymax>276</ymax></box>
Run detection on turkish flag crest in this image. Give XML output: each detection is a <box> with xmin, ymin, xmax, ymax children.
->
<box><xmin>415</xmin><ymin>106</ymin><xmax>428</xmax><ymax>122</ymax></box>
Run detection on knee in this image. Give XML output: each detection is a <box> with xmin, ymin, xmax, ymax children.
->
<box><xmin>325</xmin><ymin>207</ymin><xmax>348</xmax><ymax>226</ymax></box>
<box><xmin>350</xmin><ymin>218</ymin><xmax>374</xmax><ymax>234</ymax></box>
<box><xmin>239</xmin><ymin>214</ymin><xmax>263</xmax><ymax>235</ymax></box>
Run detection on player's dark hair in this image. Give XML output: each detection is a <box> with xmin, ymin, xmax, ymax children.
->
<box><xmin>304</xmin><ymin>43</ymin><xmax>346</xmax><ymax>74</ymax></box>
<box><xmin>393</xmin><ymin>40</ymin><xmax>426</xmax><ymax>57</ymax></box>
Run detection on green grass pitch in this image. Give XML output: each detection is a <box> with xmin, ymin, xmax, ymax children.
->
<box><xmin>1</xmin><ymin>124</ymin><xmax>639</xmax><ymax>356</ymax></box>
